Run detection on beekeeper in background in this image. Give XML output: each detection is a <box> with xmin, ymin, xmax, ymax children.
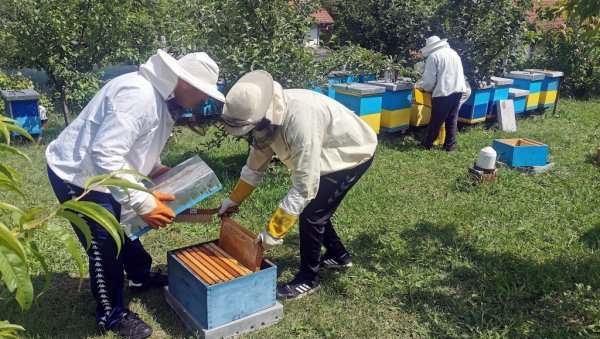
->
<box><xmin>46</xmin><ymin>49</ymin><xmax>225</xmax><ymax>338</ymax></box>
<box><xmin>419</xmin><ymin>35</ymin><xmax>468</xmax><ymax>151</ymax></box>
<box><xmin>218</xmin><ymin>70</ymin><xmax>377</xmax><ymax>300</ymax></box>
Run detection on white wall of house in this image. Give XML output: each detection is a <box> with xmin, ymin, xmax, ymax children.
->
<box><xmin>306</xmin><ymin>26</ymin><xmax>319</xmax><ymax>48</ymax></box>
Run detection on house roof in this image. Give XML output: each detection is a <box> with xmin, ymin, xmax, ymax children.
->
<box><xmin>529</xmin><ymin>0</ymin><xmax>564</xmax><ymax>29</ymax></box>
<box><xmin>311</xmin><ymin>9</ymin><xmax>334</xmax><ymax>24</ymax></box>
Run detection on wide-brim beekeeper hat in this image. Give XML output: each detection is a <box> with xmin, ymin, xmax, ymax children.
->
<box><xmin>221</xmin><ymin>70</ymin><xmax>274</xmax><ymax>136</ymax></box>
<box><xmin>421</xmin><ymin>35</ymin><xmax>449</xmax><ymax>57</ymax></box>
<box><xmin>155</xmin><ymin>49</ymin><xmax>226</xmax><ymax>102</ymax></box>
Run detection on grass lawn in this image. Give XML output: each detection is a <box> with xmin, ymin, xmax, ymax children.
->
<box><xmin>2</xmin><ymin>99</ymin><xmax>600</xmax><ymax>338</ymax></box>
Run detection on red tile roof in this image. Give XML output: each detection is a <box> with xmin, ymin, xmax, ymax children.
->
<box><xmin>311</xmin><ymin>9</ymin><xmax>334</xmax><ymax>24</ymax></box>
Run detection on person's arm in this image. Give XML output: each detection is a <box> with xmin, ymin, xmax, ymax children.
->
<box><xmin>266</xmin><ymin>116</ymin><xmax>323</xmax><ymax>240</ymax></box>
<box><xmin>89</xmin><ymin>89</ymin><xmax>154</xmax><ymax>211</ymax></box>
<box><xmin>421</xmin><ymin>56</ymin><xmax>437</xmax><ymax>93</ymax></box>
<box><xmin>218</xmin><ymin>145</ymin><xmax>275</xmax><ymax>214</ymax></box>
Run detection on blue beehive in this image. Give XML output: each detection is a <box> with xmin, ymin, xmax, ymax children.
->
<box><xmin>458</xmin><ymin>83</ymin><xmax>493</xmax><ymax>124</ymax></box>
<box><xmin>492</xmin><ymin>138</ymin><xmax>549</xmax><ymax>167</ymax></box>
<box><xmin>524</xmin><ymin>69</ymin><xmax>563</xmax><ymax>109</ymax></box>
<box><xmin>167</xmin><ymin>241</ymin><xmax>277</xmax><ymax>330</ymax></box>
<box><xmin>369</xmin><ymin>80</ymin><xmax>414</xmax><ymax>132</ymax></box>
<box><xmin>1</xmin><ymin>89</ymin><xmax>41</xmax><ymax>136</ymax></box>
<box><xmin>333</xmin><ymin>83</ymin><xmax>385</xmax><ymax>134</ymax></box>
<box><xmin>508</xmin><ymin>88</ymin><xmax>529</xmax><ymax>115</ymax></box>
<box><xmin>486</xmin><ymin>77</ymin><xmax>514</xmax><ymax>118</ymax></box>
<box><xmin>505</xmin><ymin>71</ymin><xmax>544</xmax><ymax>111</ymax></box>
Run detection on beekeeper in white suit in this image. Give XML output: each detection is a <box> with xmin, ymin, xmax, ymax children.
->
<box><xmin>46</xmin><ymin>49</ymin><xmax>225</xmax><ymax>338</ymax></box>
<box><xmin>419</xmin><ymin>35</ymin><xmax>468</xmax><ymax>151</ymax></box>
<box><xmin>218</xmin><ymin>70</ymin><xmax>377</xmax><ymax>300</ymax></box>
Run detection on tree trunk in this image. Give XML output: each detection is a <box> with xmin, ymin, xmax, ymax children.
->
<box><xmin>60</xmin><ymin>89</ymin><xmax>70</xmax><ymax>126</ymax></box>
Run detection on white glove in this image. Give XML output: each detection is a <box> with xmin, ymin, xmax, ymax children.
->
<box><xmin>217</xmin><ymin>197</ymin><xmax>239</xmax><ymax>216</ymax></box>
<box><xmin>255</xmin><ymin>230</ymin><xmax>283</xmax><ymax>250</ymax></box>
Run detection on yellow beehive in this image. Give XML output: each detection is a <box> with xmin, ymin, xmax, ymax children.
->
<box><xmin>360</xmin><ymin>113</ymin><xmax>381</xmax><ymax>134</ymax></box>
<box><xmin>413</xmin><ymin>88</ymin><xmax>432</xmax><ymax>107</ymax></box>
<box><xmin>410</xmin><ymin>104</ymin><xmax>431</xmax><ymax>127</ymax></box>
<box><xmin>380</xmin><ymin>108</ymin><xmax>411</xmax><ymax>130</ymax></box>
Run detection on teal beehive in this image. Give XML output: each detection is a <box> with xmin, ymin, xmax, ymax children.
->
<box><xmin>486</xmin><ymin>77</ymin><xmax>514</xmax><ymax>118</ymax></box>
<box><xmin>492</xmin><ymin>138</ymin><xmax>549</xmax><ymax>167</ymax></box>
<box><xmin>1</xmin><ymin>89</ymin><xmax>41</xmax><ymax>137</ymax></box>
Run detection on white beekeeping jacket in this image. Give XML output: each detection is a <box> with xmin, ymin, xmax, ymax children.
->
<box><xmin>422</xmin><ymin>46</ymin><xmax>468</xmax><ymax>98</ymax></box>
<box><xmin>239</xmin><ymin>88</ymin><xmax>377</xmax><ymax>216</ymax></box>
<box><xmin>46</xmin><ymin>55</ymin><xmax>178</xmax><ymax>211</ymax></box>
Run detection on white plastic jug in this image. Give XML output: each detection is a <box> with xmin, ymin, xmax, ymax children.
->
<box><xmin>475</xmin><ymin>147</ymin><xmax>497</xmax><ymax>170</ymax></box>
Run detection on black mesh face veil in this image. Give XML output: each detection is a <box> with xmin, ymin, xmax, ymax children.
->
<box><xmin>252</xmin><ymin>118</ymin><xmax>279</xmax><ymax>150</ymax></box>
<box><xmin>221</xmin><ymin>114</ymin><xmax>259</xmax><ymax>131</ymax></box>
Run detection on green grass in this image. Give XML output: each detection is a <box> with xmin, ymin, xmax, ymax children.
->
<box><xmin>3</xmin><ymin>99</ymin><xmax>600</xmax><ymax>338</ymax></box>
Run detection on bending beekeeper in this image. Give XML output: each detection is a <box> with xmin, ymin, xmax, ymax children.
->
<box><xmin>46</xmin><ymin>49</ymin><xmax>225</xmax><ymax>338</ymax></box>
<box><xmin>218</xmin><ymin>70</ymin><xmax>377</xmax><ymax>300</ymax></box>
<box><xmin>419</xmin><ymin>35</ymin><xmax>468</xmax><ymax>151</ymax></box>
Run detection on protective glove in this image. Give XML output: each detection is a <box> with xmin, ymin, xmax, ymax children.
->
<box><xmin>150</xmin><ymin>166</ymin><xmax>171</xmax><ymax>179</ymax></box>
<box><xmin>255</xmin><ymin>230</ymin><xmax>283</xmax><ymax>250</ymax></box>
<box><xmin>217</xmin><ymin>197</ymin><xmax>239</xmax><ymax>216</ymax></box>
<box><xmin>267</xmin><ymin>207</ymin><xmax>299</xmax><ymax>239</ymax></box>
<box><xmin>137</xmin><ymin>192</ymin><xmax>176</xmax><ymax>230</ymax></box>
<box><xmin>217</xmin><ymin>178</ymin><xmax>256</xmax><ymax>215</ymax></box>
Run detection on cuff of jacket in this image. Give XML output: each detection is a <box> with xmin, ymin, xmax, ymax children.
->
<box><xmin>229</xmin><ymin>178</ymin><xmax>256</xmax><ymax>205</ymax></box>
<box><xmin>267</xmin><ymin>207</ymin><xmax>299</xmax><ymax>239</ymax></box>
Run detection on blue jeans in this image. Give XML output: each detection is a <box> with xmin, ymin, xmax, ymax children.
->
<box><xmin>47</xmin><ymin>167</ymin><xmax>152</xmax><ymax>328</ymax></box>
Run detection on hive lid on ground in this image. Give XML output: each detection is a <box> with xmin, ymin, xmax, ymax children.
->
<box><xmin>505</xmin><ymin>71</ymin><xmax>545</xmax><ymax>81</ymax></box>
<box><xmin>368</xmin><ymin>80</ymin><xmax>414</xmax><ymax>91</ymax></box>
<box><xmin>121</xmin><ymin>155</ymin><xmax>222</xmax><ymax>240</ymax></box>
<box><xmin>508</xmin><ymin>88</ymin><xmax>529</xmax><ymax>98</ymax></box>
<box><xmin>1</xmin><ymin>89</ymin><xmax>40</xmax><ymax>101</ymax></box>
<box><xmin>490</xmin><ymin>76</ymin><xmax>514</xmax><ymax>86</ymax></box>
<box><xmin>332</xmin><ymin>83</ymin><xmax>385</xmax><ymax>95</ymax></box>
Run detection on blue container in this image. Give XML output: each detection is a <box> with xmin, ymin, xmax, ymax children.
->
<box><xmin>1</xmin><ymin>89</ymin><xmax>41</xmax><ymax>136</ymax></box>
<box><xmin>505</xmin><ymin>71</ymin><xmax>544</xmax><ymax>111</ymax></box>
<box><xmin>492</xmin><ymin>138</ymin><xmax>549</xmax><ymax>167</ymax></box>
<box><xmin>358</xmin><ymin>73</ymin><xmax>377</xmax><ymax>83</ymax></box>
<box><xmin>486</xmin><ymin>77</ymin><xmax>514</xmax><ymax>118</ymax></box>
<box><xmin>332</xmin><ymin>83</ymin><xmax>385</xmax><ymax>116</ymax></box>
<box><xmin>508</xmin><ymin>88</ymin><xmax>529</xmax><ymax>115</ymax></box>
<box><xmin>458</xmin><ymin>86</ymin><xmax>493</xmax><ymax>124</ymax></box>
<box><xmin>524</xmin><ymin>70</ymin><xmax>563</xmax><ymax>108</ymax></box>
<box><xmin>167</xmin><ymin>241</ymin><xmax>277</xmax><ymax>329</ymax></box>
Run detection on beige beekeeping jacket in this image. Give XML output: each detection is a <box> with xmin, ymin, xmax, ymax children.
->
<box><xmin>239</xmin><ymin>88</ymin><xmax>377</xmax><ymax>216</ymax></box>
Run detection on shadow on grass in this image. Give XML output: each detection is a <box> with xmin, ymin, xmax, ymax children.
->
<box><xmin>2</xmin><ymin>270</ymin><xmax>192</xmax><ymax>338</ymax></box>
<box><xmin>580</xmin><ymin>224</ymin><xmax>600</xmax><ymax>250</ymax></box>
<box><xmin>385</xmin><ymin>221</ymin><xmax>600</xmax><ymax>336</ymax></box>
<box><xmin>377</xmin><ymin>129</ymin><xmax>421</xmax><ymax>152</ymax></box>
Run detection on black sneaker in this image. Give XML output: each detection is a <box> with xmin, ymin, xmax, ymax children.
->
<box><xmin>128</xmin><ymin>270</ymin><xmax>168</xmax><ymax>292</ymax></box>
<box><xmin>108</xmin><ymin>311</ymin><xmax>152</xmax><ymax>339</ymax></box>
<box><xmin>319</xmin><ymin>252</ymin><xmax>353</xmax><ymax>270</ymax></box>
<box><xmin>276</xmin><ymin>276</ymin><xmax>321</xmax><ymax>300</ymax></box>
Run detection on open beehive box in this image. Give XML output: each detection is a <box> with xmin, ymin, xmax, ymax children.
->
<box><xmin>492</xmin><ymin>138</ymin><xmax>549</xmax><ymax>167</ymax></box>
<box><xmin>166</xmin><ymin>217</ymin><xmax>277</xmax><ymax>330</ymax></box>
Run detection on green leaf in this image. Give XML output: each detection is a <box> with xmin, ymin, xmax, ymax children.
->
<box><xmin>0</xmin><ymin>122</ymin><xmax>10</xmax><ymax>144</ymax></box>
<box><xmin>59</xmin><ymin>201</ymin><xmax>123</xmax><ymax>255</ymax></box>
<box><xmin>0</xmin><ymin>116</ymin><xmax>16</xmax><ymax>123</ymax></box>
<box><xmin>0</xmin><ymin>222</ymin><xmax>33</xmax><ymax>311</ymax></box>
<box><xmin>56</xmin><ymin>210</ymin><xmax>92</xmax><ymax>251</ymax></box>
<box><xmin>0</xmin><ymin>181</ymin><xmax>24</xmax><ymax>198</ymax></box>
<box><xmin>92</xmin><ymin>178</ymin><xmax>153</xmax><ymax>195</ymax></box>
<box><xmin>46</xmin><ymin>223</ymin><xmax>85</xmax><ymax>288</ymax></box>
<box><xmin>0</xmin><ymin>144</ymin><xmax>31</xmax><ymax>162</ymax></box>
<box><xmin>0</xmin><ymin>164</ymin><xmax>19</xmax><ymax>183</ymax></box>
<box><xmin>0</xmin><ymin>203</ymin><xmax>24</xmax><ymax>215</ymax></box>
<box><xmin>28</xmin><ymin>241</ymin><xmax>51</xmax><ymax>297</ymax></box>
<box><xmin>0</xmin><ymin>320</ymin><xmax>25</xmax><ymax>339</ymax></box>
<box><xmin>5</xmin><ymin>124</ymin><xmax>34</xmax><ymax>142</ymax></box>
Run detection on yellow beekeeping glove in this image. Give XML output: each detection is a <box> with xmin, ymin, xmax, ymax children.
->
<box><xmin>267</xmin><ymin>207</ymin><xmax>299</xmax><ymax>239</ymax></box>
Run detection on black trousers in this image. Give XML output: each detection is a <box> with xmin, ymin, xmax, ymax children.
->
<box><xmin>298</xmin><ymin>156</ymin><xmax>374</xmax><ymax>283</ymax></box>
<box><xmin>422</xmin><ymin>92</ymin><xmax>462</xmax><ymax>150</ymax></box>
<box><xmin>48</xmin><ymin>167</ymin><xmax>152</xmax><ymax>328</ymax></box>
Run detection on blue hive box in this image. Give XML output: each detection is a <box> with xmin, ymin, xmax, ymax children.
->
<box><xmin>486</xmin><ymin>77</ymin><xmax>514</xmax><ymax>118</ymax></box>
<box><xmin>508</xmin><ymin>88</ymin><xmax>529</xmax><ymax>115</ymax></box>
<box><xmin>369</xmin><ymin>80</ymin><xmax>413</xmax><ymax>132</ymax></box>
<box><xmin>524</xmin><ymin>69</ymin><xmax>563</xmax><ymax>109</ymax></box>
<box><xmin>492</xmin><ymin>138</ymin><xmax>549</xmax><ymax>167</ymax></box>
<box><xmin>505</xmin><ymin>71</ymin><xmax>544</xmax><ymax>111</ymax></box>
<box><xmin>458</xmin><ymin>83</ymin><xmax>493</xmax><ymax>124</ymax></box>
<box><xmin>167</xmin><ymin>240</ymin><xmax>277</xmax><ymax>330</ymax></box>
<box><xmin>333</xmin><ymin>83</ymin><xmax>384</xmax><ymax>133</ymax></box>
<box><xmin>1</xmin><ymin>89</ymin><xmax>41</xmax><ymax>136</ymax></box>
